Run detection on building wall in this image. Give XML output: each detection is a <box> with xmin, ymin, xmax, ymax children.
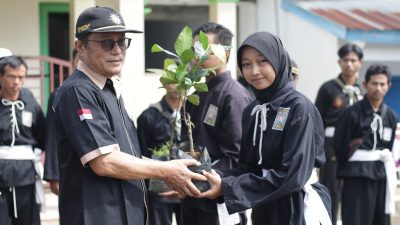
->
<box><xmin>280</xmin><ymin>11</ymin><xmax>340</xmax><ymax>101</ymax></box>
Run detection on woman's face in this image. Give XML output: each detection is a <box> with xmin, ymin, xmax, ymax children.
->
<box><xmin>241</xmin><ymin>46</ymin><xmax>276</xmax><ymax>90</ymax></box>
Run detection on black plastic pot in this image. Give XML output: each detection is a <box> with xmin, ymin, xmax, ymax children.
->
<box><xmin>171</xmin><ymin>143</ymin><xmax>212</xmax><ymax>192</ymax></box>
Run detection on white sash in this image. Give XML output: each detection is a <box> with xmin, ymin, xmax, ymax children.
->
<box><xmin>348</xmin><ymin>149</ymin><xmax>396</xmax><ymax>215</ymax></box>
<box><xmin>303</xmin><ymin>169</ymin><xmax>332</xmax><ymax>225</ymax></box>
<box><xmin>0</xmin><ymin>145</ymin><xmax>46</xmax><ymax>215</ymax></box>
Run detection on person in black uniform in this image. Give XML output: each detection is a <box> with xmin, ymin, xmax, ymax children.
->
<box><xmin>333</xmin><ymin>64</ymin><xmax>397</xmax><ymax>225</ymax></box>
<box><xmin>43</xmin><ymin>48</ymin><xmax>79</xmax><ymax>195</ymax></box>
<box><xmin>0</xmin><ymin>56</ymin><xmax>45</xmax><ymax>225</ymax></box>
<box><xmin>315</xmin><ymin>43</ymin><xmax>364</xmax><ymax>224</ymax></box>
<box><xmin>180</xmin><ymin>22</ymin><xmax>253</xmax><ymax>225</ymax></box>
<box><xmin>137</xmin><ymin>83</ymin><xmax>182</xmax><ymax>225</ymax></box>
<box><xmin>198</xmin><ymin>31</ymin><xmax>332</xmax><ymax>225</ymax></box>
<box><xmin>52</xmin><ymin>6</ymin><xmax>206</xmax><ymax>225</ymax></box>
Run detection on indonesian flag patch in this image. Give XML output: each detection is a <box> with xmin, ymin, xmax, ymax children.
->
<box><xmin>77</xmin><ymin>109</ymin><xmax>93</xmax><ymax>121</ymax></box>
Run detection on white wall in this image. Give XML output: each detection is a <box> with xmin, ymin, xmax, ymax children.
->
<box><xmin>280</xmin><ymin>12</ymin><xmax>340</xmax><ymax>102</ymax></box>
<box><xmin>0</xmin><ymin>1</ymin><xmax>40</xmax><ymax>56</ymax></box>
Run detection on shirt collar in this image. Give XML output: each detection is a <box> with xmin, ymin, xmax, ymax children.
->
<box><xmin>77</xmin><ymin>61</ymin><xmax>122</xmax><ymax>98</ymax></box>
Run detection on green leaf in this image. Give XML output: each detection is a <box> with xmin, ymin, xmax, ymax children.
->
<box><xmin>175</xmin><ymin>26</ymin><xmax>193</xmax><ymax>57</ymax></box>
<box><xmin>181</xmin><ymin>49</ymin><xmax>195</xmax><ymax>65</ymax></box>
<box><xmin>210</xmin><ymin>44</ymin><xmax>227</xmax><ymax>63</ymax></box>
<box><xmin>188</xmin><ymin>69</ymin><xmax>208</xmax><ymax>82</ymax></box>
<box><xmin>163</xmin><ymin>58</ymin><xmax>176</xmax><ymax>70</ymax></box>
<box><xmin>199</xmin><ymin>31</ymin><xmax>209</xmax><ymax>50</ymax></box>
<box><xmin>151</xmin><ymin>44</ymin><xmax>179</xmax><ymax>58</ymax></box>
<box><xmin>175</xmin><ymin>64</ymin><xmax>187</xmax><ymax>82</ymax></box>
<box><xmin>199</xmin><ymin>55</ymin><xmax>209</xmax><ymax>64</ymax></box>
<box><xmin>184</xmin><ymin>78</ymin><xmax>193</xmax><ymax>86</ymax></box>
<box><xmin>176</xmin><ymin>84</ymin><xmax>187</xmax><ymax>92</ymax></box>
<box><xmin>187</xmin><ymin>94</ymin><xmax>200</xmax><ymax>105</ymax></box>
<box><xmin>194</xmin><ymin>83</ymin><xmax>208</xmax><ymax>92</ymax></box>
<box><xmin>159</xmin><ymin>71</ymin><xmax>177</xmax><ymax>84</ymax></box>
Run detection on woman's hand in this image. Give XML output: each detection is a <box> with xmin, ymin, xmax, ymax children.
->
<box><xmin>196</xmin><ymin>170</ymin><xmax>223</xmax><ymax>199</ymax></box>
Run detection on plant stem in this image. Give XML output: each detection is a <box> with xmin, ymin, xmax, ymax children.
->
<box><xmin>182</xmin><ymin>93</ymin><xmax>195</xmax><ymax>156</ymax></box>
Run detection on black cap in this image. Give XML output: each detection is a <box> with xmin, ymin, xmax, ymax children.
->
<box><xmin>75</xmin><ymin>6</ymin><xmax>142</xmax><ymax>38</ymax></box>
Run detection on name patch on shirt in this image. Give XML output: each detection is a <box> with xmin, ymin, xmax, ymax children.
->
<box><xmin>22</xmin><ymin>110</ymin><xmax>33</xmax><ymax>127</ymax></box>
<box><xmin>204</xmin><ymin>104</ymin><xmax>218</xmax><ymax>127</ymax></box>
<box><xmin>383</xmin><ymin>127</ymin><xmax>393</xmax><ymax>141</ymax></box>
<box><xmin>272</xmin><ymin>107</ymin><xmax>290</xmax><ymax>131</ymax></box>
<box><xmin>77</xmin><ymin>109</ymin><xmax>93</xmax><ymax>121</ymax></box>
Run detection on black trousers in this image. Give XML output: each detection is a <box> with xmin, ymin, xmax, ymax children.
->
<box><xmin>148</xmin><ymin>200</ymin><xmax>181</xmax><ymax>225</ymax></box>
<box><xmin>342</xmin><ymin>177</ymin><xmax>390</xmax><ymax>225</ymax></box>
<box><xmin>319</xmin><ymin>138</ymin><xmax>342</xmax><ymax>225</ymax></box>
<box><xmin>0</xmin><ymin>184</ymin><xmax>40</xmax><ymax>225</ymax></box>
<box><xmin>181</xmin><ymin>200</ymin><xmax>247</xmax><ymax>225</ymax></box>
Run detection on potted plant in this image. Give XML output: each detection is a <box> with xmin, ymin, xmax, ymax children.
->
<box><xmin>148</xmin><ymin>25</ymin><xmax>227</xmax><ymax>192</ymax></box>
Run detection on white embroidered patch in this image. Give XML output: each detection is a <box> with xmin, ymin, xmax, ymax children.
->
<box><xmin>272</xmin><ymin>107</ymin><xmax>290</xmax><ymax>131</ymax></box>
<box><xmin>109</xmin><ymin>13</ymin><xmax>122</xmax><ymax>25</ymax></box>
<box><xmin>383</xmin><ymin>127</ymin><xmax>393</xmax><ymax>141</ymax></box>
<box><xmin>22</xmin><ymin>110</ymin><xmax>32</xmax><ymax>127</ymax></box>
<box><xmin>203</xmin><ymin>104</ymin><xmax>218</xmax><ymax>126</ymax></box>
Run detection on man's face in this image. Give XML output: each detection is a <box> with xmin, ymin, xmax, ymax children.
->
<box><xmin>77</xmin><ymin>32</ymin><xmax>127</xmax><ymax>77</ymax></box>
<box><xmin>0</xmin><ymin>65</ymin><xmax>26</xmax><ymax>96</ymax></box>
<box><xmin>363</xmin><ymin>74</ymin><xmax>390</xmax><ymax>102</ymax></box>
<box><xmin>193</xmin><ymin>33</ymin><xmax>222</xmax><ymax>70</ymax></box>
<box><xmin>338</xmin><ymin>52</ymin><xmax>362</xmax><ymax>78</ymax></box>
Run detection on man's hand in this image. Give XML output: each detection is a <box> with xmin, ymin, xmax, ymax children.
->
<box><xmin>49</xmin><ymin>180</ymin><xmax>59</xmax><ymax>195</ymax></box>
<box><xmin>196</xmin><ymin>170</ymin><xmax>223</xmax><ymax>199</ymax></box>
<box><xmin>159</xmin><ymin>190</ymin><xmax>185</xmax><ymax>199</ymax></box>
<box><xmin>162</xmin><ymin>159</ymin><xmax>207</xmax><ymax>197</ymax></box>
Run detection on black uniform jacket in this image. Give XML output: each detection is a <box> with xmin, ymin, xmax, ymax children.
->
<box><xmin>137</xmin><ymin>97</ymin><xmax>180</xmax><ymax>204</ymax></box>
<box><xmin>184</xmin><ymin>71</ymin><xmax>254</xmax><ymax>212</ymax></box>
<box><xmin>53</xmin><ymin>70</ymin><xmax>145</xmax><ymax>225</ymax></box>
<box><xmin>315</xmin><ymin>75</ymin><xmax>362</xmax><ymax>128</ymax></box>
<box><xmin>43</xmin><ymin>92</ymin><xmax>58</xmax><ymax>181</ymax></box>
<box><xmin>220</xmin><ymin>82</ymin><xmax>328</xmax><ymax>214</ymax></box>
<box><xmin>333</xmin><ymin>97</ymin><xmax>398</xmax><ymax>180</ymax></box>
<box><xmin>0</xmin><ymin>89</ymin><xmax>45</xmax><ymax>187</ymax></box>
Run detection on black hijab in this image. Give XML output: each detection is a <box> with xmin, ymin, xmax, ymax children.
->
<box><xmin>237</xmin><ymin>32</ymin><xmax>292</xmax><ymax>103</ymax></box>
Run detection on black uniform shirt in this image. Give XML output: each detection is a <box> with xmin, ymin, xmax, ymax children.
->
<box><xmin>43</xmin><ymin>92</ymin><xmax>59</xmax><ymax>181</ymax></box>
<box><xmin>221</xmin><ymin>82</ymin><xmax>326</xmax><ymax>213</ymax></box>
<box><xmin>0</xmin><ymin>89</ymin><xmax>45</xmax><ymax>187</ymax></box>
<box><xmin>53</xmin><ymin>67</ymin><xmax>145</xmax><ymax>225</ymax></box>
<box><xmin>137</xmin><ymin>97</ymin><xmax>181</xmax><ymax>204</ymax></box>
<box><xmin>184</xmin><ymin>71</ymin><xmax>253</xmax><ymax>212</ymax></box>
<box><xmin>137</xmin><ymin>97</ymin><xmax>177</xmax><ymax>158</ymax></box>
<box><xmin>333</xmin><ymin>97</ymin><xmax>398</xmax><ymax>180</ymax></box>
<box><xmin>315</xmin><ymin>75</ymin><xmax>362</xmax><ymax>128</ymax></box>
<box><xmin>187</xmin><ymin>71</ymin><xmax>253</xmax><ymax>171</ymax></box>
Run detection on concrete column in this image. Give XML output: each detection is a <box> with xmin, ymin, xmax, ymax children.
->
<box><xmin>69</xmin><ymin>0</ymin><xmax>95</xmax><ymax>56</ymax></box>
<box><xmin>237</xmin><ymin>1</ymin><xmax>257</xmax><ymax>44</ymax></box>
<box><xmin>114</xmin><ymin>0</ymin><xmax>146</xmax><ymax>118</ymax></box>
<box><xmin>209</xmin><ymin>2</ymin><xmax>238</xmax><ymax>78</ymax></box>
<box><xmin>257</xmin><ymin>0</ymin><xmax>280</xmax><ymax>35</ymax></box>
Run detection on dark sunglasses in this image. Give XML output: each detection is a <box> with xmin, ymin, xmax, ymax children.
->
<box><xmin>87</xmin><ymin>38</ymin><xmax>132</xmax><ymax>51</ymax></box>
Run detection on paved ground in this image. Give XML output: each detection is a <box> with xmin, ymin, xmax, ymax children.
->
<box><xmin>41</xmin><ymin>184</ymin><xmax>400</xmax><ymax>225</ymax></box>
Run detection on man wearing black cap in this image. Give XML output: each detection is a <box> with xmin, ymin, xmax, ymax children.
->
<box><xmin>52</xmin><ymin>6</ymin><xmax>205</xmax><ymax>225</ymax></box>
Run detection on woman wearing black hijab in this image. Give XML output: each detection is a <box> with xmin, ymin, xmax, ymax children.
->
<box><xmin>198</xmin><ymin>32</ymin><xmax>332</xmax><ymax>225</ymax></box>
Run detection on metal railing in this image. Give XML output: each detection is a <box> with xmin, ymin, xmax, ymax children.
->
<box><xmin>22</xmin><ymin>55</ymin><xmax>72</xmax><ymax>109</ymax></box>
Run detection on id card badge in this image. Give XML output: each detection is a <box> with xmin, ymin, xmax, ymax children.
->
<box><xmin>272</xmin><ymin>107</ymin><xmax>290</xmax><ymax>131</ymax></box>
<box><xmin>22</xmin><ymin>110</ymin><xmax>33</xmax><ymax>127</ymax></box>
<box><xmin>204</xmin><ymin>104</ymin><xmax>218</xmax><ymax>127</ymax></box>
<box><xmin>383</xmin><ymin>127</ymin><xmax>393</xmax><ymax>141</ymax></box>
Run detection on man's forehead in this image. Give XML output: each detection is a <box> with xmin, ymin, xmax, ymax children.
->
<box><xmin>4</xmin><ymin>64</ymin><xmax>27</xmax><ymax>74</ymax></box>
<box><xmin>194</xmin><ymin>32</ymin><xmax>216</xmax><ymax>44</ymax></box>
